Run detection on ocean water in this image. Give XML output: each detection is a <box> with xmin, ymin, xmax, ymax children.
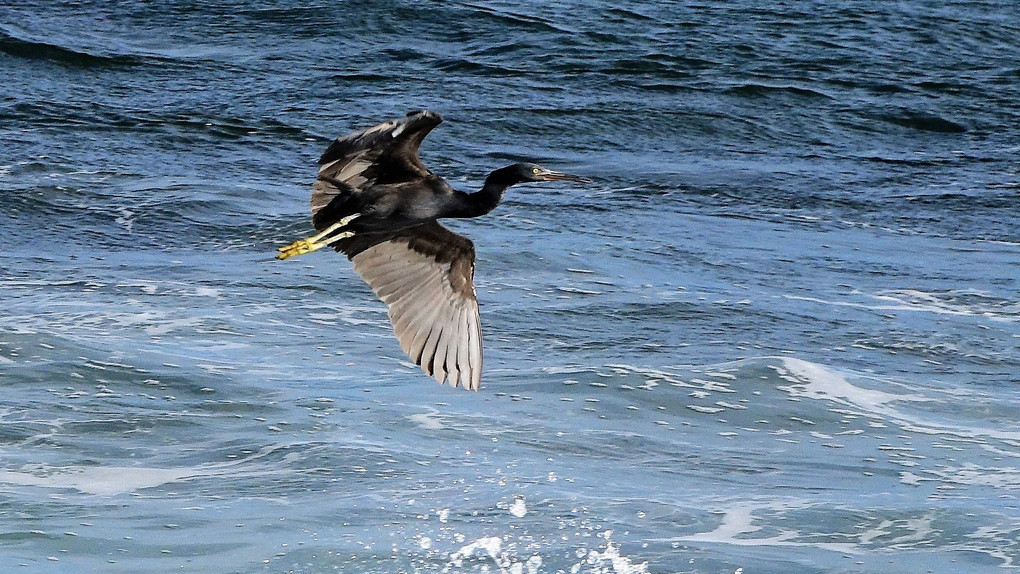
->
<box><xmin>2</xmin><ymin>1</ymin><xmax>1019</xmax><ymax>572</ymax></box>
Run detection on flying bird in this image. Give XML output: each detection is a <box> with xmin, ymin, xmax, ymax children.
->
<box><xmin>277</xmin><ymin>110</ymin><xmax>590</xmax><ymax>390</ymax></box>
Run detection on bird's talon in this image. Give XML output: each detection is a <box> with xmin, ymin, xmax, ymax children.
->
<box><xmin>276</xmin><ymin>238</ymin><xmax>318</xmax><ymax>260</ymax></box>
<box><xmin>277</xmin><ymin>231</ymin><xmax>354</xmax><ymax>260</ymax></box>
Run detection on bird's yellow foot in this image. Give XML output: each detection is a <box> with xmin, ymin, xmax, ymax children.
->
<box><xmin>276</xmin><ymin>214</ymin><xmax>361</xmax><ymax>260</ymax></box>
<box><xmin>277</xmin><ymin>238</ymin><xmax>320</xmax><ymax>260</ymax></box>
<box><xmin>277</xmin><ymin>230</ymin><xmax>354</xmax><ymax>260</ymax></box>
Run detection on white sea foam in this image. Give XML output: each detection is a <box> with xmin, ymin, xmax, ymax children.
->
<box><xmin>874</xmin><ymin>289</ymin><xmax>1018</xmax><ymax>321</ymax></box>
<box><xmin>442</xmin><ymin>536</ymin><xmax>504</xmax><ymax>573</ymax></box>
<box><xmin>676</xmin><ymin>494</ymin><xmax>1017</xmax><ymax>569</ymax></box>
<box><xmin>0</xmin><ymin>466</ymin><xmax>196</xmax><ymax>496</ymax></box>
<box><xmin>407</xmin><ymin>410</ymin><xmax>444</xmax><ymax>430</ymax></box>
<box><xmin>508</xmin><ymin>495</ymin><xmax>527</xmax><ymax>517</ymax></box>
<box><xmin>777</xmin><ymin>357</ymin><xmax>926</xmax><ymax>412</ymax></box>
<box><xmin>785</xmin><ymin>288</ymin><xmax>1018</xmax><ymax>322</ymax></box>
<box><xmin>579</xmin><ymin>535</ymin><xmax>649</xmax><ymax>574</ymax></box>
<box><xmin>0</xmin><ymin>446</ymin><xmax>308</xmax><ymax>496</ymax></box>
<box><xmin>776</xmin><ymin>357</ymin><xmax>1020</xmax><ymax>442</ymax></box>
<box><xmin>677</xmin><ymin>499</ymin><xmax>858</xmax><ymax>555</ymax></box>
<box><xmin>440</xmin><ymin>531</ymin><xmax>646</xmax><ymax>574</ymax></box>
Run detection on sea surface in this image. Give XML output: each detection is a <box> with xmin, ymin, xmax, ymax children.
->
<box><xmin>2</xmin><ymin>2</ymin><xmax>1019</xmax><ymax>572</ymax></box>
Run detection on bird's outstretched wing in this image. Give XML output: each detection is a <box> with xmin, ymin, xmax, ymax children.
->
<box><xmin>311</xmin><ymin>110</ymin><xmax>442</xmax><ymax>229</ymax></box>
<box><xmin>339</xmin><ymin>222</ymin><xmax>483</xmax><ymax>390</ymax></box>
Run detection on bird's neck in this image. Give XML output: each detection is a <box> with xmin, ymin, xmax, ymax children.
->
<box><xmin>453</xmin><ymin>177</ymin><xmax>513</xmax><ymax>218</ymax></box>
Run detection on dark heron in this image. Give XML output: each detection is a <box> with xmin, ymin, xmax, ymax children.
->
<box><xmin>277</xmin><ymin>110</ymin><xmax>590</xmax><ymax>390</ymax></box>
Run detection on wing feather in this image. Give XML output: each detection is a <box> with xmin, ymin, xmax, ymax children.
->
<box><xmin>369</xmin><ymin>263</ymin><xmax>431</xmax><ymax>297</ymax></box>
<box><xmin>389</xmin><ymin>279</ymin><xmax>443</xmax><ymax>330</ymax></box>
<box><xmin>406</xmin><ymin>311</ymin><xmax>442</xmax><ymax>367</ymax></box>
<box><xmin>420</xmin><ymin>324</ymin><xmax>445</xmax><ymax>378</ymax></box>
<box><xmin>467</xmin><ymin>311</ymin><xmax>482</xmax><ymax>389</ymax></box>
<box><xmin>455</xmin><ymin>307</ymin><xmax>470</xmax><ymax>385</ymax></box>
<box><xmin>347</xmin><ymin>222</ymin><xmax>482</xmax><ymax>390</ymax></box>
<box><xmin>444</xmin><ymin>307</ymin><xmax>467</xmax><ymax>387</ymax></box>
<box><xmin>435</xmin><ymin>309</ymin><xmax>459</xmax><ymax>382</ymax></box>
<box><xmin>380</xmin><ymin>271</ymin><xmax>433</xmax><ymax>304</ymax></box>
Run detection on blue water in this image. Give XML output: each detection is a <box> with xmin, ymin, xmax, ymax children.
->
<box><xmin>2</xmin><ymin>2</ymin><xmax>1019</xmax><ymax>572</ymax></box>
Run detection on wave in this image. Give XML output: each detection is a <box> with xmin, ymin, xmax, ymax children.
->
<box><xmin>724</xmin><ymin>83</ymin><xmax>833</xmax><ymax>99</ymax></box>
<box><xmin>529</xmin><ymin>356</ymin><xmax>1020</xmax><ymax>459</ymax></box>
<box><xmin>0</xmin><ymin>29</ymin><xmax>142</xmax><ymax>68</ymax></box>
<box><xmin>875</xmin><ymin>109</ymin><xmax>968</xmax><ymax>133</ymax></box>
<box><xmin>787</xmin><ymin>288</ymin><xmax>1019</xmax><ymax>323</ymax></box>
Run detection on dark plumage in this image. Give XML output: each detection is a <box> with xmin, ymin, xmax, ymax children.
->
<box><xmin>277</xmin><ymin>110</ymin><xmax>590</xmax><ymax>390</ymax></box>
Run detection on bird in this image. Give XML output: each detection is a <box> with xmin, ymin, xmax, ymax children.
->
<box><xmin>277</xmin><ymin>110</ymin><xmax>590</xmax><ymax>390</ymax></box>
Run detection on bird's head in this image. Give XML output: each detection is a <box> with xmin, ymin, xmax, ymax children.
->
<box><xmin>488</xmin><ymin>163</ymin><xmax>592</xmax><ymax>187</ymax></box>
<box><xmin>516</xmin><ymin>162</ymin><xmax>592</xmax><ymax>184</ymax></box>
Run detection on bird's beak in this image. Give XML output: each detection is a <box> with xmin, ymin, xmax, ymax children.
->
<box><xmin>537</xmin><ymin>169</ymin><xmax>592</xmax><ymax>183</ymax></box>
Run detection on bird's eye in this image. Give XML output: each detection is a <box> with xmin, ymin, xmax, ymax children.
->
<box><xmin>532</xmin><ymin>167</ymin><xmax>541</xmax><ymax>174</ymax></box>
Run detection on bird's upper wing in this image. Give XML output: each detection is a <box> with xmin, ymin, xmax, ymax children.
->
<box><xmin>311</xmin><ymin>110</ymin><xmax>443</xmax><ymax>227</ymax></box>
<box><xmin>340</xmin><ymin>221</ymin><xmax>483</xmax><ymax>390</ymax></box>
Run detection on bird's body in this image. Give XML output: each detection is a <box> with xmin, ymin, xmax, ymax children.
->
<box><xmin>277</xmin><ymin>111</ymin><xmax>589</xmax><ymax>390</ymax></box>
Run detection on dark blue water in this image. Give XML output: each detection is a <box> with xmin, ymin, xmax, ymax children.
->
<box><xmin>2</xmin><ymin>2</ymin><xmax>1019</xmax><ymax>572</ymax></box>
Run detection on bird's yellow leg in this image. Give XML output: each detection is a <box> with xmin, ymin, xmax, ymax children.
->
<box><xmin>276</xmin><ymin>214</ymin><xmax>360</xmax><ymax>260</ymax></box>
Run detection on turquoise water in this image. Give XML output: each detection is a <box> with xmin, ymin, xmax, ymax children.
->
<box><xmin>2</xmin><ymin>2</ymin><xmax>1019</xmax><ymax>572</ymax></box>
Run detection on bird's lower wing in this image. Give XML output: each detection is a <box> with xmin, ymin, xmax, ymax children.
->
<box><xmin>347</xmin><ymin>223</ymin><xmax>482</xmax><ymax>390</ymax></box>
